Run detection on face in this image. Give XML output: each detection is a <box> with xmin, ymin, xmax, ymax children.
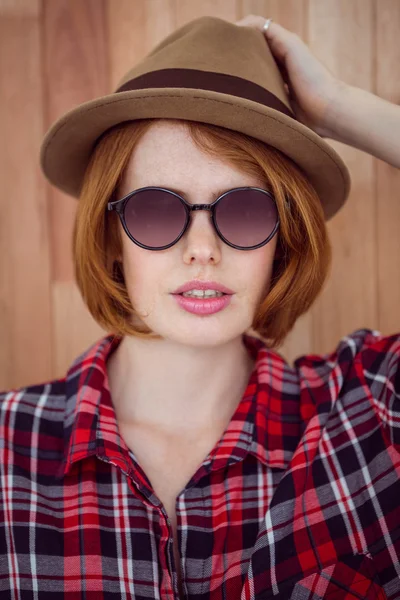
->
<box><xmin>115</xmin><ymin>120</ymin><xmax>278</xmax><ymax>348</ymax></box>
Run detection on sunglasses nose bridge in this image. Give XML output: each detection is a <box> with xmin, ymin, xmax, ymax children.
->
<box><xmin>186</xmin><ymin>203</ymin><xmax>215</xmax><ymax>227</ymax></box>
<box><xmin>183</xmin><ymin>203</ymin><xmax>222</xmax><ymax>249</ymax></box>
<box><xmin>189</xmin><ymin>204</ymin><xmax>214</xmax><ymax>213</ymax></box>
<box><xmin>185</xmin><ymin>203</ymin><xmax>216</xmax><ymax>235</ymax></box>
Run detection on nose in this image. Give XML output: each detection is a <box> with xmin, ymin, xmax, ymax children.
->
<box><xmin>181</xmin><ymin>208</ymin><xmax>222</xmax><ymax>264</ymax></box>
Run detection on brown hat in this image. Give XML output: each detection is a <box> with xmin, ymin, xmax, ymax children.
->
<box><xmin>39</xmin><ymin>15</ymin><xmax>351</xmax><ymax>220</ymax></box>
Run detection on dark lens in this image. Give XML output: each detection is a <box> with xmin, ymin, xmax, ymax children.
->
<box><xmin>123</xmin><ymin>189</ymin><xmax>187</xmax><ymax>248</ymax></box>
<box><xmin>215</xmin><ymin>189</ymin><xmax>278</xmax><ymax>248</ymax></box>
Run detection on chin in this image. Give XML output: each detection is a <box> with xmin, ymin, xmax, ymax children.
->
<box><xmin>157</xmin><ymin>321</ymin><xmax>247</xmax><ymax>348</ymax></box>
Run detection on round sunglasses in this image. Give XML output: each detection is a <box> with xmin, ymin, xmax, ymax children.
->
<box><xmin>107</xmin><ymin>186</ymin><xmax>280</xmax><ymax>251</ymax></box>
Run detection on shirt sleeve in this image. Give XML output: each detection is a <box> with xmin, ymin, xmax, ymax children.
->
<box><xmin>293</xmin><ymin>328</ymin><xmax>400</xmax><ymax>449</ymax></box>
<box><xmin>356</xmin><ymin>328</ymin><xmax>400</xmax><ymax>449</ymax></box>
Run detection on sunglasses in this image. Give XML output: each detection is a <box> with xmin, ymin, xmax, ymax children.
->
<box><xmin>107</xmin><ymin>186</ymin><xmax>280</xmax><ymax>251</ymax></box>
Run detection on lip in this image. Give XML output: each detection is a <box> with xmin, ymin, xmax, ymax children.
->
<box><xmin>173</xmin><ymin>293</ymin><xmax>232</xmax><ymax>315</ymax></box>
<box><xmin>172</xmin><ymin>279</ymin><xmax>234</xmax><ymax>295</ymax></box>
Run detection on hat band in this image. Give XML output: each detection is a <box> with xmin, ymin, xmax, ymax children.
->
<box><xmin>115</xmin><ymin>68</ymin><xmax>293</xmax><ymax>119</ymax></box>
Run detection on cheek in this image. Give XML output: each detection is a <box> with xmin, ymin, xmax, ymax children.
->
<box><xmin>122</xmin><ymin>250</ymin><xmax>151</xmax><ymax>298</ymax></box>
<box><xmin>238</xmin><ymin>246</ymin><xmax>276</xmax><ymax>297</ymax></box>
<box><xmin>122</xmin><ymin>247</ymin><xmax>168</xmax><ymax>308</ymax></box>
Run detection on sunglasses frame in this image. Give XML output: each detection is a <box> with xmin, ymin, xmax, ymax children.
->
<box><xmin>107</xmin><ymin>186</ymin><xmax>280</xmax><ymax>251</ymax></box>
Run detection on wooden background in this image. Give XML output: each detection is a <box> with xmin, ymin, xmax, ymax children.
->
<box><xmin>0</xmin><ymin>0</ymin><xmax>399</xmax><ymax>391</ymax></box>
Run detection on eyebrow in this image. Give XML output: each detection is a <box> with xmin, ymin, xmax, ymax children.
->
<box><xmin>173</xmin><ymin>186</ymin><xmax>228</xmax><ymax>198</ymax></box>
<box><xmin>153</xmin><ymin>185</ymin><xmax>256</xmax><ymax>198</ymax></box>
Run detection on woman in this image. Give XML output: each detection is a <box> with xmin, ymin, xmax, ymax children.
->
<box><xmin>1</xmin><ymin>14</ymin><xmax>399</xmax><ymax>600</ymax></box>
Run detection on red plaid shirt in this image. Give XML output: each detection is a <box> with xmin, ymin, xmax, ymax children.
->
<box><xmin>0</xmin><ymin>328</ymin><xmax>399</xmax><ymax>599</ymax></box>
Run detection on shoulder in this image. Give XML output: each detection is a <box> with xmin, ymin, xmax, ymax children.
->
<box><xmin>324</xmin><ymin>327</ymin><xmax>400</xmax><ymax>387</ymax></box>
<box><xmin>294</xmin><ymin>327</ymin><xmax>399</xmax><ymax>381</ymax></box>
<box><xmin>354</xmin><ymin>329</ymin><xmax>400</xmax><ymax>446</ymax></box>
<box><xmin>0</xmin><ymin>377</ymin><xmax>66</xmax><ymax>442</ymax></box>
<box><xmin>294</xmin><ymin>328</ymin><xmax>400</xmax><ymax>446</ymax></box>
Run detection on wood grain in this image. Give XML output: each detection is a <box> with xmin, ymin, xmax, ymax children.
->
<box><xmin>0</xmin><ymin>9</ymin><xmax>52</xmax><ymax>390</ymax></box>
<box><xmin>42</xmin><ymin>0</ymin><xmax>110</xmax><ymax>379</ymax></box>
<box><xmin>308</xmin><ymin>0</ymin><xmax>378</xmax><ymax>355</ymax></box>
<box><xmin>375</xmin><ymin>0</ymin><xmax>400</xmax><ymax>336</ymax></box>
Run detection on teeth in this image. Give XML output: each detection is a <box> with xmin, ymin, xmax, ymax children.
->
<box><xmin>182</xmin><ymin>289</ymin><xmax>224</xmax><ymax>298</ymax></box>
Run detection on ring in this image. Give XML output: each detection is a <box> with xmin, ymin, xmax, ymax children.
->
<box><xmin>263</xmin><ymin>18</ymin><xmax>273</xmax><ymax>33</ymax></box>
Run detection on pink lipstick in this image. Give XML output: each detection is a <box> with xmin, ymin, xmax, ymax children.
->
<box><xmin>172</xmin><ymin>293</ymin><xmax>232</xmax><ymax>315</ymax></box>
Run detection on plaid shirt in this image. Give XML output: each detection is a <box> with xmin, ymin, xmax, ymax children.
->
<box><xmin>0</xmin><ymin>328</ymin><xmax>399</xmax><ymax>599</ymax></box>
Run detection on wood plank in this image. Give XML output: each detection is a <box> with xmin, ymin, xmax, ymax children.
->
<box><xmin>0</xmin><ymin>13</ymin><xmax>52</xmax><ymax>390</ymax></box>
<box><xmin>42</xmin><ymin>0</ymin><xmax>110</xmax><ymax>374</ymax></box>
<box><xmin>52</xmin><ymin>281</ymin><xmax>105</xmax><ymax>379</ymax></box>
<box><xmin>43</xmin><ymin>0</ymin><xmax>109</xmax><ymax>283</ymax></box>
<box><xmin>0</xmin><ymin>0</ymin><xmax>40</xmax><ymax>17</ymax></box>
<box><xmin>375</xmin><ymin>0</ymin><xmax>400</xmax><ymax>336</ymax></box>
<box><xmin>176</xmin><ymin>0</ymin><xmax>237</xmax><ymax>23</ymax></box>
<box><xmin>107</xmin><ymin>0</ymin><xmax>176</xmax><ymax>90</ymax></box>
<box><xmin>308</xmin><ymin>0</ymin><xmax>378</xmax><ymax>354</ymax></box>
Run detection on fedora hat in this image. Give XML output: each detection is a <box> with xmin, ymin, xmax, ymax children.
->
<box><xmin>39</xmin><ymin>15</ymin><xmax>351</xmax><ymax>220</ymax></box>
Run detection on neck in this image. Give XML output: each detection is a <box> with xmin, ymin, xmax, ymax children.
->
<box><xmin>106</xmin><ymin>334</ymin><xmax>256</xmax><ymax>434</ymax></box>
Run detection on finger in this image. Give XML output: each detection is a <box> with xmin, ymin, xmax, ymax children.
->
<box><xmin>275</xmin><ymin>58</ymin><xmax>289</xmax><ymax>84</ymax></box>
<box><xmin>235</xmin><ymin>15</ymin><xmax>322</xmax><ymax>90</ymax></box>
<box><xmin>262</xmin><ymin>21</ymin><xmax>299</xmax><ymax>65</ymax></box>
<box><xmin>266</xmin><ymin>22</ymin><xmax>335</xmax><ymax>81</ymax></box>
<box><xmin>235</xmin><ymin>16</ymin><xmax>294</xmax><ymax>72</ymax></box>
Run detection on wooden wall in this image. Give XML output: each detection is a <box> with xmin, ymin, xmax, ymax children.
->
<box><xmin>0</xmin><ymin>0</ymin><xmax>399</xmax><ymax>390</ymax></box>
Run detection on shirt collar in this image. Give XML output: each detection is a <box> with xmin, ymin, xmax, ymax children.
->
<box><xmin>59</xmin><ymin>333</ymin><xmax>123</xmax><ymax>478</ymax></box>
<box><xmin>59</xmin><ymin>332</ymin><xmax>302</xmax><ymax>479</ymax></box>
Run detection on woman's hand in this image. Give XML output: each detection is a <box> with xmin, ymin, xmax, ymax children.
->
<box><xmin>236</xmin><ymin>14</ymin><xmax>400</xmax><ymax>168</ymax></box>
<box><xmin>235</xmin><ymin>14</ymin><xmax>345</xmax><ymax>138</ymax></box>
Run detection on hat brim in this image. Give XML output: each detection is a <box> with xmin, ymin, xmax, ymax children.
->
<box><xmin>40</xmin><ymin>87</ymin><xmax>351</xmax><ymax>220</ymax></box>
